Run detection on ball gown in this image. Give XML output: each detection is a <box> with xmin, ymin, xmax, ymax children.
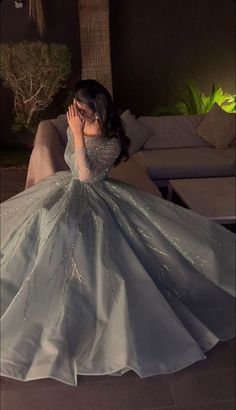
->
<box><xmin>0</xmin><ymin>128</ymin><xmax>235</xmax><ymax>386</ymax></box>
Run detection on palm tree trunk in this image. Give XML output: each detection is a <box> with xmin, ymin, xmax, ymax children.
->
<box><xmin>78</xmin><ymin>0</ymin><xmax>113</xmax><ymax>96</ymax></box>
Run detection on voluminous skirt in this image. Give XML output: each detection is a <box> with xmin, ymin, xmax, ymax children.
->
<box><xmin>0</xmin><ymin>171</ymin><xmax>235</xmax><ymax>386</ymax></box>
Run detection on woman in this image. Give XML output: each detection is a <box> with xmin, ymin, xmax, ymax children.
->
<box><xmin>0</xmin><ymin>79</ymin><xmax>235</xmax><ymax>386</ymax></box>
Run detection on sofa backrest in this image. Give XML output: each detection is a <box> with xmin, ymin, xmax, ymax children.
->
<box><xmin>138</xmin><ymin>114</ymin><xmax>212</xmax><ymax>149</ymax></box>
<box><xmin>51</xmin><ymin>114</ymin><xmax>68</xmax><ymax>146</ymax></box>
<box><xmin>50</xmin><ymin>112</ymin><xmax>236</xmax><ymax>150</ymax></box>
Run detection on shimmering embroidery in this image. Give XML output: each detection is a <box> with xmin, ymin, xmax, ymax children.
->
<box><xmin>108</xmin><ymin>182</ymin><xmax>228</xmax><ymax>252</ymax></box>
<box><xmin>71</xmin><ymin>257</ymin><xmax>85</xmax><ymax>283</ymax></box>
<box><xmin>96</xmin><ymin>219</ymin><xmax>120</xmax><ymax>304</ymax></box>
<box><xmin>104</xmin><ymin>269</ymin><xmax>119</xmax><ymax>303</ymax></box>
<box><xmin>173</xmin><ymin>205</ymin><xmax>226</xmax><ymax>250</ymax></box>
<box><xmin>64</xmin><ymin>127</ymin><xmax>121</xmax><ymax>183</ymax></box>
<box><xmin>107</xmin><ymin>186</ymin><xmax>215</xmax><ymax>270</ymax></box>
<box><xmin>1</xmin><ymin>121</ymin><xmax>234</xmax><ymax>329</ymax></box>
<box><xmin>158</xmin><ymin>264</ymin><xmax>183</xmax><ymax>300</ymax></box>
<box><xmin>55</xmin><ymin>228</ymin><xmax>87</xmax><ymax>326</ymax></box>
<box><xmin>0</xmin><ymin>173</ymin><xmax>70</xmax><ymax>222</ymax></box>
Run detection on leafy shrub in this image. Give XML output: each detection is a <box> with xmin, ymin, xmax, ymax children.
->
<box><xmin>174</xmin><ymin>80</ymin><xmax>235</xmax><ymax>114</ymax></box>
<box><xmin>0</xmin><ymin>41</ymin><xmax>71</xmax><ymax>132</ymax></box>
<box><xmin>150</xmin><ymin>80</ymin><xmax>236</xmax><ymax>116</ymax></box>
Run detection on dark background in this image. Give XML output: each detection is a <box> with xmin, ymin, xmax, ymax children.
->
<box><xmin>110</xmin><ymin>0</ymin><xmax>235</xmax><ymax>115</ymax></box>
<box><xmin>0</xmin><ymin>0</ymin><xmax>235</xmax><ymax>144</ymax></box>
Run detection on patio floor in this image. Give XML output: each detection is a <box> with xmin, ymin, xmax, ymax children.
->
<box><xmin>0</xmin><ymin>169</ymin><xmax>235</xmax><ymax>410</ymax></box>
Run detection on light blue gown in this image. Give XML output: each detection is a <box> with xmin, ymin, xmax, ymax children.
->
<box><xmin>0</xmin><ymin>128</ymin><xmax>235</xmax><ymax>386</ymax></box>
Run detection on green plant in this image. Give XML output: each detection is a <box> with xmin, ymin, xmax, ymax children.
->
<box><xmin>150</xmin><ymin>80</ymin><xmax>236</xmax><ymax>116</ymax></box>
<box><xmin>0</xmin><ymin>41</ymin><xmax>71</xmax><ymax>132</ymax></box>
<box><xmin>174</xmin><ymin>80</ymin><xmax>236</xmax><ymax>115</ymax></box>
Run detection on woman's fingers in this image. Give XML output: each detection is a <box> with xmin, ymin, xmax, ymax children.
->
<box><xmin>68</xmin><ymin>104</ymin><xmax>75</xmax><ymax>117</ymax></box>
<box><xmin>72</xmin><ymin>104</ymin><xmax>78</xmax><ymax>117</ymax></box>
<box><xmin>67</xmin><ymin>105</ymin><xmax>75</xmax><ymax>121</ymax></box>
<box><xmin>74</xmin><ymin>104</ymin><xmax>80</xmax><ymax>116</ymax></box>
<box><xmin>75</xmin><ymin>106</ymin><xmax>84</xmax><ymax>122</ymax></box>
<box><xmin>67</xmin><ymin>104</ymin><xmax>86</xmax><ymax>134</ymax></box>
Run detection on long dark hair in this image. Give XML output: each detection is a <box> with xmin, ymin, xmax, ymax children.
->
<box><xmin>74</xmin><ymin>79</ymin><xmax>130</xmax><ymax>167</ymax></box>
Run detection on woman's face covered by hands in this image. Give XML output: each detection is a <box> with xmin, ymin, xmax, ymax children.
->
<box><xmin>67</xmin><ymin>99</ymin><xmax>102</xmax><ymax>137</ymax></box>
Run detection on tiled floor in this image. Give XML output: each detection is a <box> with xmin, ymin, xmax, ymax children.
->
<box><xmin>1</xmin><ymin>169</ymin><xmax>235</xmax><ymax>410</ymax></box>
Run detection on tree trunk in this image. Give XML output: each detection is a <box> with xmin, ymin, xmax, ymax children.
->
<box><xmin>78</xmin><ymin>0</ymin><xmax>113</xmax><ymax>96</ymax></box>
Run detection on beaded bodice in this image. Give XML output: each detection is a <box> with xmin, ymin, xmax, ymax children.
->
<box><xmin>64</xmin><ymin>127</ymin><xmax>121</xmax><ymax>182</ymax></box>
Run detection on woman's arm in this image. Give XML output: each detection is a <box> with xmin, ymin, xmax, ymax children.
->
<box><xmin>67</xmin><ymin>104</ymin><xmax>94</xmax><ymax>180</ymax></box>
<box><xmin>67</xmin><ymin>103</ymin><xmax>85</xmax><ymax>149</ymax></box>
<box><xmin>66</xmin><ymin>104</ymin><xmax>121</xmax><ymax>182</ymax></box>
<box><xmin>74</xmin><ymin>145</ymin><xmax>94</xmax><ymax>181</ymax></box>
<box><xmin>74</xmin><ymin>137</ymin><xmax>121</xmax><ymax>182</ymax></box>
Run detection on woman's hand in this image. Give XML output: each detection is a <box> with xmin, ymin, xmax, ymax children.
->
<box><xmin>66</xmin><ymin>104</ymin><xmax>85</xmax><ymax>141</ymax></box>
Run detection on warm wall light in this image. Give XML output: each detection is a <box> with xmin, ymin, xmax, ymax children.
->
<box><xmin>15</xmin><ymin>0</ymin><xmax>24</xmax><ymax>8</ymax></box>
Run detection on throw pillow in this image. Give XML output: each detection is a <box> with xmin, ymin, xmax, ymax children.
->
<box><xmin>140</xmin><ymin>114</ymin><xmax>210</xmax><ymax>149</ymax></box>
<box><xmin>197</xmin><ymin>104</ymin><xmax>235</xmax><ymax>149</ymax></box>
<box><xmin>120</xmin><ymin>110</ymin><xmax>152</xmax><ymax>154</ymax></box>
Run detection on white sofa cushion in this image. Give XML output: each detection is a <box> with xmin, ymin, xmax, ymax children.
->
<box><xmin>198</xmin><ymin>104</ymin><xmax>235</xmax><ymax>148</ymax></box>
<box><xmin>139</xmin><ymin>114</ymin><xmax>211</xmax><ymax>149</ymax></box>
<box><xmin>120</xmin><ymin>110</ymin><xmax>152</xmax><ymax>154</ymax></box>
<box><xmin>140</xmin><ymin>147</ymin><xmax>235</xmax><ymax>179</ymax></box>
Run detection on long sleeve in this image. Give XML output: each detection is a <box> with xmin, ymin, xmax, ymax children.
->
<box><xmin>64</xmin><ymin>127</ymin><xmax>121</xmax><ymax>183</ymax></box>
<box><xmin>74</xmin><ymin>147</ymin><xmax>93</xmax><ymax>181</ymax></box>
<box><xmin>74</xmin><ymin>138</ymin><xmax>121</xmax><ymax>182</ymax></box>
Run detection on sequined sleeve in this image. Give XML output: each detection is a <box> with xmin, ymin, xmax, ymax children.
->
<box><xmin>64</xmin><ymin>127</ymin><xmax>121</xmax><ymax>182</ymax></box>
<box><xmin>74</xmin><ymin>138</ymin><xmax>121</xmax><ymax>182</ymax></box>
<box><xmin>74</xmin><ymin>147</ymin><xmax>94</xmax><ymax>181</ymax></box>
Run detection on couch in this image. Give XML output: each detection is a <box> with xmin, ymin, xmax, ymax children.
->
<box><xmin>25</xmin><ymin>105</ymin><xmax>235</xmax><ymax>196</ymax></box>
<box><xmin>25</xmin><ymin>115</ymin><xmax>162</xmax><ymax>198</ymax></box>
<box><xmin>121</xmin><ymin>104</ymin><xmax>236</xmax><ymax>188</ymax></box>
